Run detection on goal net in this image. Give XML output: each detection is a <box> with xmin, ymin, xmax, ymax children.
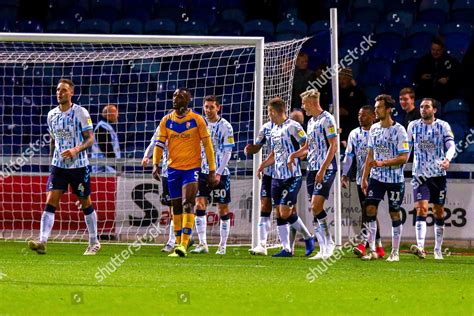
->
<box><xmin>0</xmin><ymin>34</ymin><xmax>307</xmax><ymax>246</ymax></box>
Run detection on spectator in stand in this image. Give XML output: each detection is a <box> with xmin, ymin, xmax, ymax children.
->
<box><xmin>399</xmin><ymin>87</ymin><xmax>421</xmax><ymax>129</ymax></box>
<box><xmin>338</xmin><ymin>67</ymin><xmax>367</xmax><ymax>145</ymax></box>
<box><xmin>414</xmin><ymin>36</ymin><xmax>461</xmax><ymax>105</ymax></box>
<box><xmin>91</xmin><ymin>104</ymin><xmax>121</xmax><ymax>173</ymax></box>
<box><xmin>290</xmin><ymin>108</ymin><xmax>306</xmax><ymax>130</ymax></box>
<box><xmin>291</xmin><ymin>52</ymin><xmax>314</xmax><ymax>115</ymax></box>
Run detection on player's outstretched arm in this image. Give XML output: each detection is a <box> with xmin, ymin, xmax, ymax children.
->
<box><xmin>60</xmin><ymin>130</ymin><xmax>94</xmax><ymax>159</ymax></box>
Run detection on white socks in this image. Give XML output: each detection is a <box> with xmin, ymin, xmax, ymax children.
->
<box><xmin>415</xmin><ymin>217</ymin><xmax>427</xmax><ymax>249</ymax></box>
<box><xmin>39</xmin><ymin>211</ymin><xmax>55</xmax><ymax>243</ymax></box>
<box><xmin>84</xmin><ymin>211</ymin><xmax>98</xmax><ymax>245</ymax></box>
<box><xmin>219</xmin><ymin>218</ymin><xmax>230</xmax><ymax>247</ymax></box>
<box><xmin>195</xmin><ymin>215</ymin><xmax>207</xmax><ymax>245</ymax></box>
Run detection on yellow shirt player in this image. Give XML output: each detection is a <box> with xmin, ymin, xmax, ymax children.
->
<box><xmin>152</xmin><ymin>88</ymin><xmax>217</xmax><ymax>257</ymax></box>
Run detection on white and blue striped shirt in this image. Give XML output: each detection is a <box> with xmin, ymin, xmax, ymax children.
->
<box><xmin>201</xmin><ymin>117</ymin><xmax>235</xmax><ymax>175</ymax></box>
<box><xmin>270</xmin><ymin>119</ymin><xmax>307</xmax><ymax>179</ymax></box>
<box><xmin>47</xmin><ymin>103</ymin><xmax>92</xmax><ymax>169</ymax></box>
<box><xmin>345</xmin><ymin>127</ymin><xmax>370</xmax><ymax>185</ymax></box>
<box><xmin>407</xmin><ymin>119</ymin><xmax>454</xmax><ymax>178</ymax></box>
<box><xmin>255</xmin><ymin>121</ymin><xmax>275</xmax><ymax>177</ymax></box>
<box><xmin>306</xmin><ymin>111</ymin><xmax>337</xmax><ymax>171</ymax></box>
<box><xmin>368</xmin><ymin>122</ymin><xmax>409</xmax><ymax>183</ymax></box>
<box><xmin>144</xmin><ymin>127</ymin><xmax>168</xmax><ymax>177</ymax></box>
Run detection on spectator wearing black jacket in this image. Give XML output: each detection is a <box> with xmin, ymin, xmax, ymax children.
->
<box><xmin>414</xmin><ymin>36</ymin><xmax>461</xmax><ymax>105</ymax></box>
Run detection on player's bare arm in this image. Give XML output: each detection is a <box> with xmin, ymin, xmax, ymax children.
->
<box><xmin>316</xmin><ymin>136</ymin><xmax>337</xmax><ymax>183</ymax></box>
<box><xmin>257</xmin><ymin>151</ymin><xmax>275</xmax><ymax>179</ymax></box>
<box><xmin>244</xmin><ymin>143</ymin><xmax>262</xmax><ymax>155</ymax></box>
<box><xmin>371</xmin><ymin>152</ymin><xmax>408</xmax><ymax>168</ymax></box>
<box><xmin>61</xmin><ymin>130</ymin><xmax>94</xmax><ymax>159</ymax></box>
<box><xmin>361</xmin><ymin>148</ymin><xmax>374</xmax><ymax>195</ymax></box>
<box><xmin>152</xmin><ymin>145</ymin><xmax>164</xmax><ymax>181</ymax></box>
<box><xmin>287</xmin><ymin>142</ymin><xmax>308</xmax><ymax>171</ymax></box>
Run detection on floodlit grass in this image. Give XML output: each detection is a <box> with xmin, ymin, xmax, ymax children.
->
<box><xmin>0</xmin><ymin>241</ymin><xmax>473</xmax><ymax>315</ymax></box>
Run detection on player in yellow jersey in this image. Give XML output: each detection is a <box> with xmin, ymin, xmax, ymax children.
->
<box><xmin>152</xmin><ymin>88</ymin><xmax>217</xmax><ymax>257</ymax></box>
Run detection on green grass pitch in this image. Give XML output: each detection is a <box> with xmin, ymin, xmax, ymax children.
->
<box><xmin>0</xmin><ymin>241</ymin><xmax>473</xmax><ymax>315</ymax></box>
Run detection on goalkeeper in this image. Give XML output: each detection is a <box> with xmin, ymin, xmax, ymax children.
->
<box><xmin>152</xmin><ymin>88</ymin><xmax>217</xmax><ymax>257</ymax></box>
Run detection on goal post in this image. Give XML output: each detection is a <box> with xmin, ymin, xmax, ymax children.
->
<box><xmin>0</xmin><ymin>32</ymin><xmax>307</xmax><ymax>246</ymax></box>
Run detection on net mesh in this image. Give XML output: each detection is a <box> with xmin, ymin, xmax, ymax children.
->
<box><xmin>0</xmin><ymin>37</ymin><xmax>307</xmax><ymax>245</ymax></box>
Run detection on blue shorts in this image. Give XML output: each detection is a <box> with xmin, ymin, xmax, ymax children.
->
<box><xmin>271</xmin><ymin>176</ymin><xmax>302</xmax><ymax>207</ymax></box>
<box><xmin>306</xmin><ymin>169</ymin><xmax>337</xmax><ymax>200</ymax></box>
<box><xmin>161</xmin><ymin>176</ymin><xmax>171</xmax><ymax>206</ymax></box>
<box><xmin>413</xmin><ymin>176</ymin><xmax>447</xmax><ymax>205</ymax></box>
<box><xmin>167</xmin><ymin>167</ymin><xmax>200</xmax><ymax>199</ymax></box>
<box><xmin>365</xmin><ymin>178</ymin><xmax>405</xmax><ymax>210</ymax></box>
<box><xmin>197</xmin><ymin>172</ymin><xmax>231</xmax><ymax>204</ymax></box>
<box><xmin>261</xmin><ymin>174</ymin><xmax>272</xmax><ymax>199</ymax></box>
<box><xmin>46</xmin><ymin>165</ymin><xmax>91</xmax><ymax>198</ymax></box>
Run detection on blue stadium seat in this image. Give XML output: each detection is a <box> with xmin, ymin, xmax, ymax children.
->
<box><xmin>351</xmin><ymin>0</ymin><xmax>385</xmax><ymax>23</ymax></box>
<box><xmin>440</xmin><ymin>23</ymin><xmax>473</xmax><ymax>57</ymax></box>
<box><xmin>385</xmin><ymin>0</ymin><xmax>418</xmax><ymax>13</ymax></box>
<box><xmin>210</xmin><ymin>20</ymin><xmax>243</xmax><ymax>36</ymax></box>
<box><xmin>46</xmin><ymin>19</ymin><xmax>76</xmax><ymax>33</ymax></box>
<box><xmin>359</xmin><ymin>60</ymin><xmax>391</xmax><ymax>85</ymax></box>
<box><xmin>405</xmin><ymin>22</ymin><xmax>439</xmax><ymax>50</ymax></box>
<box><xmin>221</xmin><ymin>9</ymin><xmax>246</xmax><ymax>25</ymax></box>
<box><xmin>341</xmin><ymin>22</ymin><xmax>374</xmax><ymax>49</ymax></box>
<box><xmin>370</xmin><ymin>22</ymin><xmax>405</xmax><ymax>60</ymax></box>
<box><xmin>155</xmin><ymin>7</ymin><xmax>184</xmax><ymax>21</ymax></box>
<box><xmin>78</xmin><ymin>19</ymin><xmax>110</xmax><ymax>33</ymax></box>
<box><xmin>308</xmin><ymin>20</ymin><xmax>329</xmax><ymax>35</ymax></box>
<box><xmin>451</xmin><ymin>0</ymin><xmax>474</xmax><ymax>23</ymax></box>
<box><xmin>123</xmin><ymin>7</ymin><xmax>152</xmax><ymax>21</ymax></box>
<box><xmin>276</xmin><ymin>18</ymin><xmax>307</xmax><ymax>39</ymax></box>
<box><xmin>144</xmin><ymin>19</ymin><xmax>176</xmax><ymax>35</ymax></box>
<box><xmin>92</xmin><ymin>6</ymin><xmax>120</xmax><ymax>23</ymax></box>
<box><xmin>243</xmin><ymin>19</ymin><xmax>274</xmax><ymax>42</ymax></box>
<box><xmin>398</xmin><ymin>48</ymin><xmax>425</xmax><ymax>62</ymax></box>
<box><xmin>363</xmin><ymin>84</ymin><xmax>384</xmax><ymax>101</ymax></box>
<box><xmin>443</xmin><ymin>99</ymin><xmax>470</xmax><ymax>127</ymax></box>
<box><xmin>177</xmin><ymin>20</ymin><xmax>208</xmax><ymax>35</ymax></box>
<box><xmin>16</xmin><ymin>19</ymin><xmax>43</xmax><ymax>32</ymax></box>
<box><xmin>90</xmin><ymin>0</ymin><xmax>121</xmax><ymax>10</ymax></box>
<box><xmin>385</xmin><ymin>10</ymin><xmax>414</xmax><ymax>29</ymax></box>
<box><xmin>450</xmin><ymin>123</ymin><xmax>466</xmax><ymax>143</ymax></box>
<box><xmin>418</xmin><ymin>0</ymin><xmax>449</xmax><ymax>25</ymax></box>
<box><xmin>112</xmin><ymin>19</ymin><xmax>143</xmax><ymax>34</ymax></box>
<box><xmin>190</xmin><ymin>8</ymin><xmax>218</xmax><ymax>27</ymax></box>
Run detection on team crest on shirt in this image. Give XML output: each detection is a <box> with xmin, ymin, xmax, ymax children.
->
<box><xmin>186</xmin><ymin>122</ymin><xmax>191</xmax><ymax>129</ymax></box>
<box><xmin>297</xmin><ymin>130</ymin><xmax>305</xmax><ymax>138</ymax></box>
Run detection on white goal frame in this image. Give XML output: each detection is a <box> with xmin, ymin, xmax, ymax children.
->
<box><xmin>0</xmin><ymin>32</ymin><xmax>265</xmax><ymax>246</ymax></box>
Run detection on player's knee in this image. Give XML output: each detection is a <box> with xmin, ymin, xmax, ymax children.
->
<box><xmin>389</xmin><ymin>208</ymin><xmax>401</xmax><ymax>220</ymax></box>
<box><xmin>261</xmin><ymin>199</ymin><xmax>272</xmax><ymax>212</ymax></box>
<box><xmin>433</xmin><ymin>205</ymin><xmax>445</xmax><ymax>218</ymax></box>
<box><xmin>415</xmin><ymin>205</ymin><xmax>428</xmax><ymax>216</ymax></box>
<box><xmin>217</xmin><ymin>205</ymin><xmax>229</xmax><ymax>217</ymax></box>
<box><xmin>366</xmin><ymin>205</ymin><xmax>377</xmax><ymax>217</ymax></box>
<box><xmin>182</xmin><ymin>201</ymin><xmax>195</xmax><ymax>213</ymax></box>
